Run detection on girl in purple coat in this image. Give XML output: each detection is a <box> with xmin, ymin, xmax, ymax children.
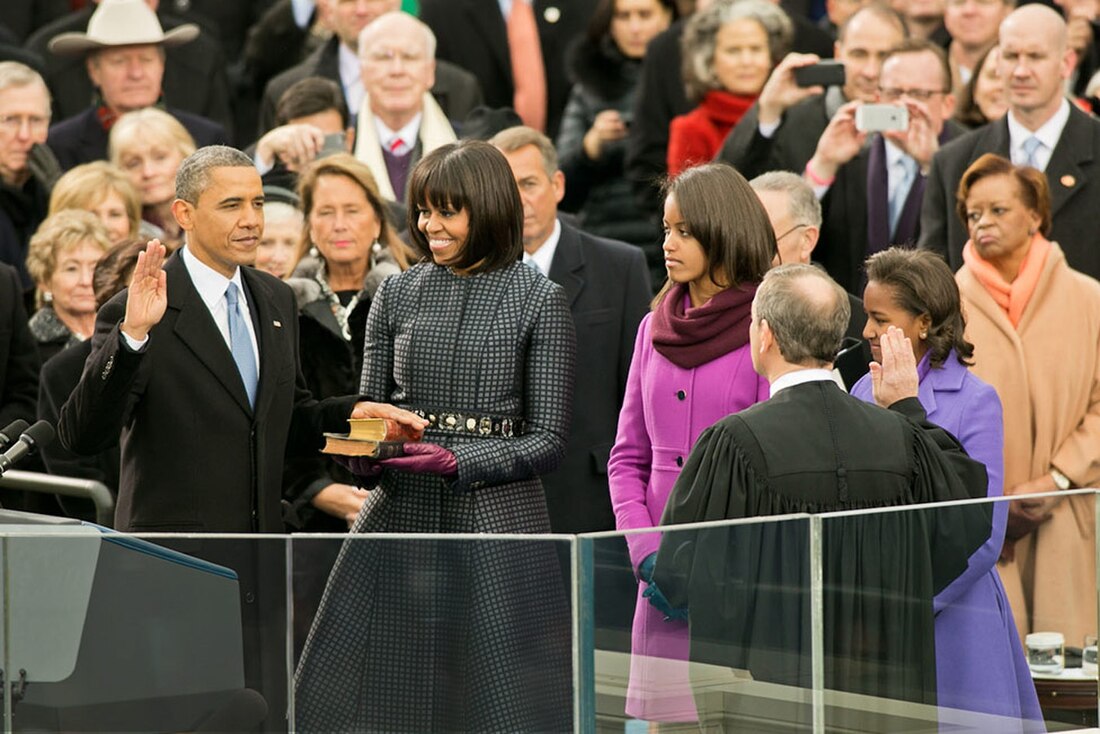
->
<box><xmin>608</xmin><ymin>163</ymin><xmax>774</xmax><ymax>722</ymax></box>
<box><xmin>851</xmin><ymin>248</ymin><xmax>1041</xmax><ymax>726</ymax></box>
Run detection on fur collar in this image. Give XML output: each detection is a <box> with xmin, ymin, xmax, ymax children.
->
<box><xmin>567</xmin><ymin>36</ymin><xmax>641</xmax><ymax>102</ymax></box>
<box><xmin>287</xmin><ymin>243</ymin><xmax>402</xmax><ymax>309</ymax></box>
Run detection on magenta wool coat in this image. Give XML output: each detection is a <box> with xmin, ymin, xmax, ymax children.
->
<box><xmin>608</xmin><ymin>312</ymin><xmax>768</xmax><ymax>721</ymax></box>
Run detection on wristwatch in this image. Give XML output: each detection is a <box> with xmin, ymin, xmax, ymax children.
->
<box><xmin>1050</xmin><ymin>468</ymin><xmax>1072</xmax><ymax>491</ymax></box>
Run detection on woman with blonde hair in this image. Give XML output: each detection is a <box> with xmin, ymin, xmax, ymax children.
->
<box><xmin>25</xmin><ymin>210</ymin><xmax>113</xmax><ymax>362</ymax></box>
<box><xmin>109</xmin><ymin>108</ymin><xmax>197</xmax><ymax>250</ymax></box>
<box><xmin>48</xmin><ymin>161</ymin><xmax>142</xmax><ymax>243</ymax></box>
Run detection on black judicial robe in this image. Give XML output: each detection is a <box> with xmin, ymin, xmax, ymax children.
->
<box><xmin>654</xmin><ymin>379</ymin><xmax>990</xmax><ymax>706</ymax></box>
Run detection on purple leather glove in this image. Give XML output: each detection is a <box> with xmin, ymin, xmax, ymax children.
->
<box><xmin>377</xmin><ymin>442</ymin><xmax>458</xmax><ymax>476</ymax></box>
<box><xmin>332</xmin><ymin>455</ymin><xmax>384</xmax><ymax>489</ymax></box>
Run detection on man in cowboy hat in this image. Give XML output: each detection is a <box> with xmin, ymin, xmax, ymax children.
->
<box><xmin>37</xmin><ymin>0</ymin><xmax>229</xmax><ymax>170</ymax></box>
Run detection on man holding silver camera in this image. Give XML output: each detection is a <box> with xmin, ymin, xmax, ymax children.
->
<box><xmin>716</xmin><ymin>3</ymin><xmax>907</xmax><ymax>181</ymax></box>
<box><xmin>801</xmin><ymin>39</ymin><xmax>962</xmax><ymax>294</ymax></box>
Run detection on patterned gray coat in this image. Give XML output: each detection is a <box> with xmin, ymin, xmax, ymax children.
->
<box><xmin>295</xmin><ymin>262</ymin><xmax>577</xmax><ymax>732</ymax></box>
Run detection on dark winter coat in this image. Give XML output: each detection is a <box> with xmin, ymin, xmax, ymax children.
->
<box><xmin>556</xmin><ymin>37</ymin><xmax>657</xmax><ymax>251</ymax></box>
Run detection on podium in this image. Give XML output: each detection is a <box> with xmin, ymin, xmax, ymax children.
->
<box><xmin>0</xmin><ymin>510</ymin><xmax>265</xmax><ymax>731</ymax></box>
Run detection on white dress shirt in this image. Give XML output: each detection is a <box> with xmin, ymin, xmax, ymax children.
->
<box><xmin>339</xmin><ymin>42</ymin><xmax>364</xmax><ymax>118</ymax></box>
<box><xmin>374</xmin><ymin>113</ymin><xmax>423</xmax><ymax>155</ymax></box>
<box><xmin>1007</xmin><ymin>98</ymin><xmax>1071</xmax><ymax>172</ymax></box>
<box><xmin>522</xmin><ymin>219</ymin><xmax>561</xmax><ymax>276</ymax></box>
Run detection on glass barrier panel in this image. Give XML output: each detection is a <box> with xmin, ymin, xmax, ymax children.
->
<box><xmin>580</xmin><ymin>515</ymin><xmax>816</xmax><ymax>732</ymax></box>
<box><xmin>289</xmin><ymin>532</ymin><xmax>577</xmax><ymax>733</ymax></box>
<box><xmin>816</xmin><ymin>491</ymin><xmax>1098</xmax><ymax>734</ymax></box>
<box><xmin>0</xmin><ymin>525</ymin><xmax>289</xmax><ymax>733</ymax></box>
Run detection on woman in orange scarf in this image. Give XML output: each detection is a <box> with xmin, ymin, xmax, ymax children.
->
<box><xmin>955</xmin><ymin>153</ymin><xmax>1100</xmax><ymax>647</ymax></box>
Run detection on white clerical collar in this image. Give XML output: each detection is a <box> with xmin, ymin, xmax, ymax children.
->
<box><xmin>338</xmin><ymin>42</ymin><xmax>363</xmax><ymax>114</ymax></box>
<box><xmin>522</xmin><ymin>218</ymin><xmax>561</xmax><ymax>276</ymax></box>
<box><xmin>181</xmin><ymin>245</ymin><xmax>243</xmax><ymax>312</ymax></box>
<box><xmin>1007</xmin><ymin>98</ymin><xmax>1070</xmax><ymax>166</ymax></box>
<box><xmin>769</xmin><ymin>368</ymin><xmax>838</xmax><ymax>398</ymax></box>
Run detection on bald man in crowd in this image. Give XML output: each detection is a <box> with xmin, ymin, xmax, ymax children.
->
<box><xmin>920</xmin><ymin>3</ymin><xmax>1100</xmax><ymax>281</ymax></box>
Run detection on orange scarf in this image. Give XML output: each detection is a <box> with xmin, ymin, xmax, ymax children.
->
<box><xmin>962</xmin><ymin>233</ymin><xmax>1051</xmax><ymax>327</ymax></box>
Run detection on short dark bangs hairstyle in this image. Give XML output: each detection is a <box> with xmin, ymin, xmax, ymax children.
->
<box><xmin>655</xmin><ymin>162</ymin><xmax>776</xmax><ymax>307</ymax></box>
<box><xmin>406</xmin><ymin>140</ymin><xmax>523</xmax><ymax>273</ymax></box>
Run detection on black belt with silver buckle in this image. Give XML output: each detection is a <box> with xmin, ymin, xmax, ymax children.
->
<box><xmin>412</xmin><ymin>409</ymin><xmax>527</xmax><ymax>438</ymax></box>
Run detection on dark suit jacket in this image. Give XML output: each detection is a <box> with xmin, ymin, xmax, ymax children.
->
<box><xmin>24</xmin><ymin>8</ymin><xmax>233</xmax><ymax>134</ymax></box>
<box><xmin>58</xmin><ymin>253</ymin><xmax>358</xmax><ymax>533</ymax></box>
<box><xmin>47</xmin><ymin>106</ymin><xmax>228</xmax><ymax>172</ymax></box>
<box><xmin>718</xmin><ymin>91</ymin><xmax>834</xmax><ymax>182</ymax></box>
<box><xmin>37</xmin><ymin>340</ymin><xmax>119</xmax><ymax>521</ymax></box>
<box><xmin>818</xmin><ymin>121</ymin><xmax>965</xmax><ymax>294</ymax></box>
<box><xmin>257</xmin><ymin>36</ymin><xmax>485</xmax><ymax>137</ymax></box>
<box><xmin>0</xmin><ymin>262</ymin><xmax>38</xmax><ymax>428</ymax></box>
<box><xmin>920</xmin><ymin>105</ymin><xmax>1100</xmax><ymax>280</ymax></box>
<box><xmin>540</xmin><ymin>220</ymin><xmax>650</xmax><ymax>533</ymax></box>
<box><xmin>418</xmin><ymin>0</ymin><xmax>592</xmax><ymax>139</ymax></box>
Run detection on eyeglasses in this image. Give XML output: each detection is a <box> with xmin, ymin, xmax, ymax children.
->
<box><xmin>0</xmin><ymin>114</ymin><xmax>49</xmax><ymax>135</ymax></box>
<box><xmin>878</xmin><ymin>87</ymin><xmax>948</xmax><ymax>102</ymax></box>
<box><xmin>775</xmin><ymin>223</ymin><xmax>808</xmax><ymax>241</ymax></box>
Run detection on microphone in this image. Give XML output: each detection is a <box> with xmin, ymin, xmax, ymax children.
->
<box><xmin>0</xmin><ymin>420</ymin><xmax>55</xmax><ymax>475</ymax></box>
<box><xmin>835</xmin><ymin>336</ymin><xmax>865</xmax><ymax>360</ymax></box>
<box><xmin>0</xmin><ymin>419</ymin><xmax>29</xmax><ymax>451</ymax></box>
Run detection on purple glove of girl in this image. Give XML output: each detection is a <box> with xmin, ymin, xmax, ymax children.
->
<box><xmin>377</xmin><ymin>442</ymin><xmax>458</xmax><ymax>476</ymax></box>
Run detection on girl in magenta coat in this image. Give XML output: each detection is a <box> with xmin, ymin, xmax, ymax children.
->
<box><xmin>608</xmin><ymin>163</ymin><xmax>775</xmax><ymax>722</ymax></box>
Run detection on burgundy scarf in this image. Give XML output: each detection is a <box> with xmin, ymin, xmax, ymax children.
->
<box><xmin>651</xmin><ymin>282</ymin><xmax>758</xmax><ymax>369</ymax></box>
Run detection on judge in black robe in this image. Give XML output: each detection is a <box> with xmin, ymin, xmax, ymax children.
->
<box><xmin>652</xmin><ymin>265</ymin><xmax>991</xmax><ymax>711</ymax></box>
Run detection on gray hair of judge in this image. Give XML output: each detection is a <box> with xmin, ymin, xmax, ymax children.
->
<box><xmin>175</xmin><ymin>145</ymin><xmax>256</xmax><ymax>205</ymax></box>
<box><xmin>755</xmin><ymin>263</ymin><xmax>850</xmax><ymax>367</ymax></box>
<box><xmin>357</xmin><ymin>11</ymin><xmax>437</xmax><ymax>61</ymax></box>
<box><xmin>682</xmin><ymin>0</ymin><xmax>794</xmax><ymax>101</ymax></box>
<box><xmin>749</xmin><ymin>171</ymin><xmax>822</xmax><ymax>229</ymax></box>
<box><xmin>0</xmin><ymin>61</ymin><xmax>49</xmax><ymax>98</ymax></box>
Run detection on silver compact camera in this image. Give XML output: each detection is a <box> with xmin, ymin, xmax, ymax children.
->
<box><xmin>855</xmin><ymin>104</ymin><xmax>909</xmax><ymax>133</ymax></box>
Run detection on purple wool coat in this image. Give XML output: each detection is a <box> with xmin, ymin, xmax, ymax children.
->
<box><xmin>608</xmin><ymin>312</ymin><xmax>769</xmax><ymax>721</ymax></box>
<box><xmin>853</xmin><ymin>351</ymin><xmax>1042</xmax><ymax>724</ymax></box>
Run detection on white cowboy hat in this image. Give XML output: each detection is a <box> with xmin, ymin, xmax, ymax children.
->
<box><xmin>48</xmin><ymin>0</ymin><xmax>200</xmax><ymax>56</ymax></box>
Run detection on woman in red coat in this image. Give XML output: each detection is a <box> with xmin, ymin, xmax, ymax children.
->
<box><xmin>667</xmin><ymin>0</ymin><xmax>792</xmax><ymax>176</ymax></box>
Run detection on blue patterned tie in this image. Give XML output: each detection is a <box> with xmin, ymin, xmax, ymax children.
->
<box><xmin>1021</xmin><ymin>136</ymin><xmax>1042</xmax><ymax>169</ymax></box>
<box><xmin>225</xmin><ymin>283</ymin><xmax>258</xmax><ymax>408</ymax></box>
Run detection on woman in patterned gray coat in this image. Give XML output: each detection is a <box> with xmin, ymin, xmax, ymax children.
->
<box><xmin>294</xmin><ymin>140</ymin><xmax>577</xmax><ymax>733</ymax></box>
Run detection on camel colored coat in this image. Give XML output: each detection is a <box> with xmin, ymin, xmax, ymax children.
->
<box><xmin>958</xmin><ymin>242</ymin><xmax>1100</xmax><ymax>645</ymax></box>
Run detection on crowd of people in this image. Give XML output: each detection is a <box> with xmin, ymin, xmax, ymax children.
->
<box><xmin>1</xmin><ymin>0</ymin><xmax>1099</xmax><ymax>731</ymax></box>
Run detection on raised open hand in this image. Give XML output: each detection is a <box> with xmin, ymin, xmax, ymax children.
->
<box><xmin>869</xmin><ymin>325</ymin><xmax>919</xmax><ymax>407</ymax></box>
<box><xmin>758</xmin><ymin>53</ymin><xmax>824</xmax><ymax>125</ymax></box>
<box><xmin>121</xmin><ymin>240</ymin><xmax>168</xmax><ymax>342</ymax></box>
